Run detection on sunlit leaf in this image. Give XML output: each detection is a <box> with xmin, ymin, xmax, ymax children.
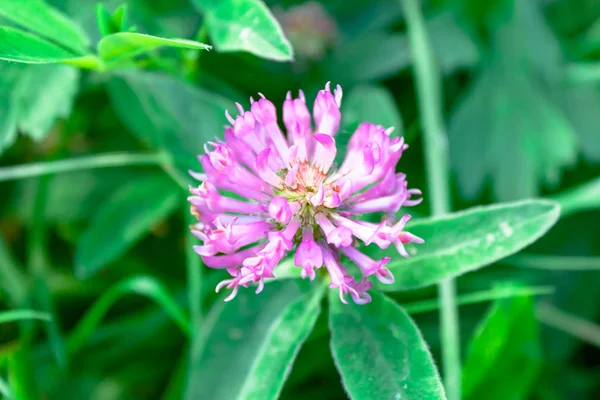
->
<box><xmin>75</xmin><ymin>174</ymin><xmax>181</xmax><ymax>278</ymax></box>
<box><xmin>370</xmin><ymin>199</ymin><xmax>560</xmax><ymax>291</ymax></box>
<box><xmin>329</xmin><ymin>291</ymin><xmax>445</xmax><ymax>400</ymax></box>
<box><xmin>0</xmin><ymin>0</ymin><xmax>89</xmax><ymax>54</ymax></box>
<box><xmin>98</xmin><ymin>32</ymin><xmax>210</xmax><ymax>64</ymax></box>
<box><xmin>462</xmin><ymin>296</ymin><xmax>541</xmax><ymax>400</ymax></box>
<box><xmin>185</xmin><ymin>280</ymin><xmax>325</xmax><ymax>400</ymax></box>
<box><xmin>0</xmin><ymin>26</ymin><xmax>83</xmax><ymax>64</ymax></box>
<box><xmin>194</xmin><ymin>0</ymin><xmax>293</xmax><ymax>61</ymax></box>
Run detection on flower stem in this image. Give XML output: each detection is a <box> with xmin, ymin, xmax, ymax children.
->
<box><xmin>185</xmin><ymin>204</ymin><xmax>203</xmax><ymax>332</ymax></box>
<box><xmin>536</xmin><ymin>302</ymin><xmax>600</xmax><ymax>348</ymax></box>
<box><xmin>400</xmin><ymin>0</ymin><xmax>459</xmax><ymax>399</ymax></box>
<box><xmin>0</xmin><ymin>152</ymin><xmax>165</xmax><ymax>182</ymax></box>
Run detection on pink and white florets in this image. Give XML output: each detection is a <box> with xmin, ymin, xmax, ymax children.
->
<box><xmin>188</xmin><ymin>83</ymin><xmax>423</xmax><ymax>304</ymax></box>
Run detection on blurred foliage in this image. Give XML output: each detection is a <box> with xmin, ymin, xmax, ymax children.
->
<box><xmin>0</xmin><ymin>0</ymin><xmax>599</xmax><ymax>399</ymax></box>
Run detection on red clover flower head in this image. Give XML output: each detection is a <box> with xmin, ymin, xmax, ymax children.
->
<box><xmin>188</xmin><ymin>83</ymin><xmax>423</xmax><ymax>304</ymax></box>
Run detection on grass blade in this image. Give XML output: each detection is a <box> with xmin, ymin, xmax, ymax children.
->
<box><xmin>0</xmin><ymin>311</ymin><xmax>50</xmax><ymax>325</ymax></box>
<box><xmin>7</xmin><ymin>346</ymin><xmax>39</xmax><ymax>400</ymax></box>
<box><xmin>66</xmin><ymin>275</ymin><xmax>190</xmax><ymax>356</ymax></box>
<box><xmin>28</xmin><ymin>177</ymin><xmax>67</xmax><ymax>370</ymax></box>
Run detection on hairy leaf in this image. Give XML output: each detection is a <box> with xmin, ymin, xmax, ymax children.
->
<box><xmin>329</xmin><ymin>291</ymin><xmax>445</xmax><ymax>400</ymax></box>
<box><xmin>371</xmin><ymin>200</ymin><xmax>560</xmax><ymax>291</ymax></box>
<box><xmin>185</xmin><ymin>280</ymin><xmax>325</xmax><ymax>400</ymax></box>
<box><xmin>98</xmin><ymin>32</ymin><xmax>210</xmax><ymax>63</ymax></box>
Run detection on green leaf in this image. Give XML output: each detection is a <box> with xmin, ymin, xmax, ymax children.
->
<box><xmin>321</xmin><ymin>32</ymin><xmax>409</xmax><ymax>84</ymax></box>
<box><xmin>110</xmin><ymin>5</ymin><xmax>130</xmax><ymax>33</ymax></box>
<box><xmin>329</xmin><ymin>291</ymin><xmax>445</xmax><ymax>400</ymax></box>
<box><xmin>449</xmin><ymin>60</ymin><xmax>578</xmax><ymax>201</ymax></box>
<box><xmin>0</xmin><ymin>0</ymin><xmax>89</xmax><ymax>55</ymax></box>
<box><xmin>7</xmin><ymin>346</ymin><xmax>40</xmax><ymax>400</ymax></box>
<box><xmin>557</xmin><ymin>86</ymin><xmax>600</xmax><ymax>162</ymax></box>
<box><xmin>66</xmin><ymin>275</ymin><xmax>190</xmax><ymax>356</ymax></box>
<box><xmin>462</xmin><ymin>296</ymin><xmax>541</xmax><ymax>400</ymax></box>
<box><xmin>95</xmin><ymin>3</ymin><xmax>114</xmax><ymax>37</ymax></box>
<box><xmin>96</xmin><ymin>3</ymin><xmax>130</xmax><ymax>37</ymax></box>
<box><xmin>371</xmin><ymin>199</ymin><xmax>560</xmax><ymax>291</ymax></box>
<box><xmin>425</xmin><ymin>12</ymin><xmax>480</xmax><ymax>73</ymax></box>
<box><xmin>0</xmin><ymin>26</ymin><xmax>84</xmax><ymax>64</ymax></box>
<box><xmin>321</xmin><ymin>13</ymin><xmax>478</xmax><ymax>85</ymax></box>
<box><xmin>98</xmin><ymin>32</ymin><xmax>211</xmax><ymax>64</ymax></box>
<box><xmin>185</xmin><ymin>279</ymin><xmax>325</xmax><ymax>400</ymax></box>
<box><xmin>342</xmin><ymin>85</ymin><xmax>403</xmax><ymax>134</ymax></box>
<box><xmin>195</xmin><ymin>0</ymin><xmax>293</xmax><ymax>61</ymax></box>
<box><xmin>448</xmin><ymin>2</ymin><xmax>588</xmax><ymax>202</ymax></box>
<box><xmin>0</xmin><ymin>63</ymin><xmax>79</xmax><ymax>154</ymax></box>
<box><xmin>0</xmin><ymin>310</ymin><xmax>51</xmax><ymax>324</ymax></box>
<box><xmin>75</xmin><ymin>174</ymin><xmax>181</xmax><ymax>278</ymax></box>
<box><xmin>107</xmin><ymin>71</ymin><xmax>234</xmax><ymax>180</ymax></box>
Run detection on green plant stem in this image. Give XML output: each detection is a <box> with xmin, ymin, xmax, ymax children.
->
<box><xmin>185</xmin><ymin>205</ymin><xmax>203</xmax><ymax>332</ymax></box>
<box><xmin>0</xmin><ymin>152</ymin><xmax>165</xmax><ymax>182</ymax></box>
<box><xmin>536</xmin><ymin>302</ymin><xmax>600</xmax><ymax>348</ymax></box>
<box><xmin>504</xmin><ymin>254</ymin><xmax>600</xmax><ymax>270</ymax></box>
<box><xmin>400</xmin><ymin>0</ymin><xmax>458</xmax><ymax>399</ymax></box>
<box><xmin>403</xmin><ymin>285</ymin><xmax>554</xmax><ymax>315</ymax></box>
<box><xmin>551</xmin><ymin>176</ymin><xmax>600</xmax><ymax>217</ymax></box>
<box><xmin>0</xmin><ymin>311</ymin><xmax>51</xmax><ymax>325</ymax></box>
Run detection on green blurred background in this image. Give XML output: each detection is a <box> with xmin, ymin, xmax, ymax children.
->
<box><xmin>1</xmin><ymin>0</ymin><xmax>600</xmax><ymax>399</ymax></box>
